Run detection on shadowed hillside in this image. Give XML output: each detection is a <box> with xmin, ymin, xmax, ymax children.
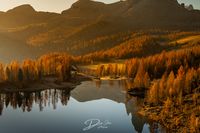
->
<box><xmin>0</xmin><ymin>0</ymin><xmax>200</xmax><ymax>62</ymax></box>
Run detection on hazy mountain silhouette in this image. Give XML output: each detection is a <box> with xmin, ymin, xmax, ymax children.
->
<box><xmin>1</xmin><ymin>0</ymin><xmax>200</xmax><ymax>28</ymax></box>
<box><xmin>0</xmin><ymin>4</ymin><xmax>57</xmax><ymax>28</ymax></box>
<box><xmin>62</xmin><ymin>0</ymin><xmax>106</xmax><ymax>18</ymax></box>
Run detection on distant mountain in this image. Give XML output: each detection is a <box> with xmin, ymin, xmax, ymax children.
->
<box><xmin>1</xmin><ymin>0</ymin><xmax>200</xmax><ymax>28</ymax></box>
<box><xmin>62</xmin><ymin>0</ymin><xmax>106</xmax><ymax>18</ymax></box>
<box><xmin>0</xmin><ymin>0</ymin><xmax>200</xmax><ymax>62</ymax></box>
<box><xmin>125</xmin><ymin>0</ymin><xmax>200</xmax><ymax>27</ymax></box>
<box><xmin>0</xmin><ymin>4</ymin><xmax>57</xmax><ymax>28</ymax></box>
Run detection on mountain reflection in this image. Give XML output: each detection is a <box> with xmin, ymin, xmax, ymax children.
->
<box><xmin>72</xmin><ymin>80</ymin><xmax>149</xmax><ymax>133</ymax></box>
<box><xmin>0</xmin><ymin>80</ymin><xmax>164</xmax><ymax>133</ymax></box>
<box><xmin>0</xmin><ymin>89</ymin><xmax>71</xmax><ymax>114</ymax></box>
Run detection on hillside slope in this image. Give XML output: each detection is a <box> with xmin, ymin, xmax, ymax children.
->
<box><xmin>0</xmin><ymin>0</ymin><xmax>200</xmax><ymax>62</ymax></box>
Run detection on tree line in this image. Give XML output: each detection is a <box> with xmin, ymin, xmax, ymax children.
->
<box><xmin>94</xmin><ymin>45</ymin><xmax>199</xmax><ymax>90</ymax></box>
<box><xmin>125</xmin><ymin>45</ymin><xmax>200</xmax><ymax>88</ymax></box>
<box><xmin>73</xmin><ymin>31</ymin><xmax>199</xmax><ymax>64</ymax></box>
<box><xmin>96</xmin><ymin>64</ymin><xmax>127</xmax><ymax>78</ymax></box>
<box><xmin>0</xmin><ymin>53</ymin><xmax>71</xmax><ymax>86</ymax></box>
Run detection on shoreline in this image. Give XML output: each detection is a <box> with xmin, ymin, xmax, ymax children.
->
<box><xmin>0</xmin><ymin>74</ymin><xmax>91</xmax><ymax>93</ymax></box>
<box><xmin>138</xmin><ymin>92</ymin><xmax>200</xmax><ymax>132</ymax></box>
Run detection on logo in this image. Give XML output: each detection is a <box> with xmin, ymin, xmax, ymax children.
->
<box><xmin>83</xmin><ymin>119</ymin><xmax>112</xmax><ymax>131</ymax></box>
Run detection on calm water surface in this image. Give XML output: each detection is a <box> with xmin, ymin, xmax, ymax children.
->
<box><xmin>0</xmin><ymin>80</ymin><xmax>165</xmax><ymax>133</ymax></box>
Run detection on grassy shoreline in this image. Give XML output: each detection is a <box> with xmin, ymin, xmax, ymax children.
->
<box><xmin>138</xmin><ymin>91</ymin><xmax>200</xmax><ymax>133</ymax></box>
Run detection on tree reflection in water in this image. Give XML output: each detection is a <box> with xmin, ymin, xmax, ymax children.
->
<box><xmin>93</xmin><ymin>80</ymin><xmax>165</xmax><ymax>133</ymax></box>
<box><xmin>0</xmin><ymin>80</ymin><xmax>165</xmax><ymax>133</ymax></box>
<box><xmin>0</xmin><ymin>89</ymin><xmax>71</xmax><ymax>115</ymax></box>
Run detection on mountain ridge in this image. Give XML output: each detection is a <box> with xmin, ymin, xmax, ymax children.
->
<box><xmin>1</xmin><ymin>0</ymin><xmax>200</xmax><ymax>28</ymax></box>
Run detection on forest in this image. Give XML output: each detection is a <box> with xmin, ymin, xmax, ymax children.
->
<box><xmin>0</xmin><ymin>30</ymin><xmax>199</xmax><ymax>132</ymax></box>
<box><xmin>89</xmin><ymin>34</ymin><xmax>200</xmax><ymax>133</ymax></box>
<box><xmin>0</xmin><ymin>53</ymin><xmax>71</xmax><ymax>89</ymax></box>
<box><xmin>73</xmin><ymin>31</ymin><xmax>200</xmax><ymax>64</ymax></box>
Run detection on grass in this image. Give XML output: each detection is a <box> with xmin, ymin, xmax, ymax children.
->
<box><xmin>170</xmin><ymin>34</ymin><xmax>200</xmax><ymax>44</ymax></box>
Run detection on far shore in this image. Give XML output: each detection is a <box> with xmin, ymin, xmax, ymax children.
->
<box><xmin>99</xmin><ymin>76</ymin><xmax>128</xmax><ymax>81</ymax></box>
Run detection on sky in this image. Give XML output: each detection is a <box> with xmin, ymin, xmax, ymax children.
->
<box><xmin>0</xmin><ymin>0</ymin><xmax>199</xmax><ymax>13</ymax></box>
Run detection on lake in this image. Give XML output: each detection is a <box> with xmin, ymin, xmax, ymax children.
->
<box><xmin>0</xmin><ymin>80</ymin><xmax>165</xmax><ymax>133</ymax></box>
